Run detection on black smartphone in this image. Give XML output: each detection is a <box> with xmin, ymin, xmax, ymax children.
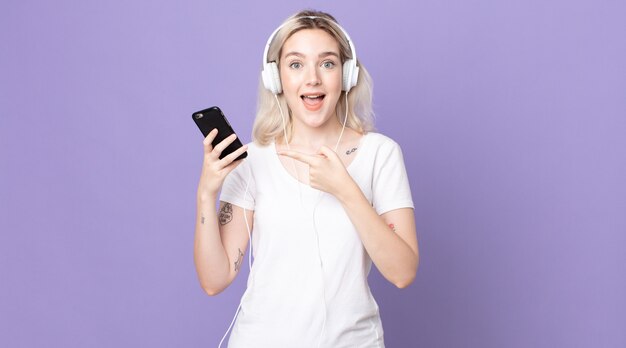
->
<box><xmin>192</xmin><ymin>106</ymin><xmax>247</xmax><ymax>161</ymax></box>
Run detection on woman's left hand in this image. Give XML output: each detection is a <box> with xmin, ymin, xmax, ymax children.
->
<box><xmin>278</xmin><ymin>146</ymin><xmax>356</xmax><ymax>199</ymax></box>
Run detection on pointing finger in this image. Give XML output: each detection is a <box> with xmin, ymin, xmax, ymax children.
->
<box><xmin>277</xmin><ymin>150</ymin><xmax>315</xmax><ymax>165</ymax></box>
<box><xmin>317</xmin><ymin>145</ymin><xmax>339</xmax><ymax>159</ymax></box>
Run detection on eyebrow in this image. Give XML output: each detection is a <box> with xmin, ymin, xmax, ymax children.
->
<box><xmin>283</xmin><ymin>51</ymin><xmax>340</xmax><ymax>59</ymax></box>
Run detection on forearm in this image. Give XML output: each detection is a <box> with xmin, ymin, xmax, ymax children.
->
<box><xmin>337</xmin><ymin>183</ymin><xmax>418</xmax><ymax>288</ymax></box>
<box><xmin>194</xmin><ymin>193</ymin><xmax>230</xmax><ymax>294</ymax></box>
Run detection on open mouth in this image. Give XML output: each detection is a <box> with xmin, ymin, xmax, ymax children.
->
<box><xmin>301</xmin><ymin>94</ymin><xmax>325</xmax><ymax>110</ymax></box>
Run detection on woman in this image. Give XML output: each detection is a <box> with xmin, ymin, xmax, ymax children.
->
<box><xmin>194</xmin><ymin>10</ymin><xmax>419</xmax><ymax>347</ymax></box>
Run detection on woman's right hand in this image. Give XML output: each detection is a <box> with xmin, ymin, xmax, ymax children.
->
<box><xmin>197</xmin><ymin>129</ymin><xmax>248</xmax><ymax>199</ymax></box>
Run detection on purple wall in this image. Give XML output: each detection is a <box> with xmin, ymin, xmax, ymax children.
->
<box><xmin>1</xmin><ymin>0</ymin><xmax>625</xmax><ymax>347</ymax></box>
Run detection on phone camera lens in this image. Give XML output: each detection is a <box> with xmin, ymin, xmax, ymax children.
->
<box><xmin>195</xmin><ymin>113</ymin><xmax>204</xmax><ymax>119</ymax></box>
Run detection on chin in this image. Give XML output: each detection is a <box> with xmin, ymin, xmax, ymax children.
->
<box><xmin>300</xmin><ymin>110</ymin><xmax>335</xmax><ymax>128</ymax></box>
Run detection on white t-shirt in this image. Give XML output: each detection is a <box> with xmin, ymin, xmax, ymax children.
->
<box><xmin>220</xmin><ymin>132</ymin><xmax>414</xmax><ymax>348</ymax></box>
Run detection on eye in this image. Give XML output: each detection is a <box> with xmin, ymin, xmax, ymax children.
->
<box><xmin>322</xmin><ymin>60</ymin><xmax>336</xmax><ymax>69</ymax></box>
<box><xmin>289</xmin><ymin>61</ymin><xmax>302</xmax><ymax>69</ymax></box>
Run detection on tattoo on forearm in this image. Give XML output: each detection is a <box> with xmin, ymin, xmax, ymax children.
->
<box><xmin>346</xmin><ymin>147</ymin><xmax>358</xmax><ymax>155</ymax></box>
<box><xmin>201</xmin><ymin>215</ymin><xmax>205</xmax><ymax>224</ymax></box>
<box><xmin>234</xmin><ymin>248</ymin><xmax>244</xmax><ymax>272</ymax></box>
<box><xmin>219</xmin><ymin>203</ymin><xmax>233</xmax><ymax>225</ymax></box>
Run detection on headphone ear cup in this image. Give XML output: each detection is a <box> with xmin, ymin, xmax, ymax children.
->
<box><xmin>342</xmin><ymin>59</ymin><xmax>359</xmax><ymax>92</ymax></box>
<box><xmin>262</xmin><ymin>62</ymin><xmax>282</xmax><ymax>94</ymax></box>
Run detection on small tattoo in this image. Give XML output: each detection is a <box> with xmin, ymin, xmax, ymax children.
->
<box><xmin>219</xmin><ymin>203</ymin><xmax>233</xmax><ymax>225</ymax></box>
<box><xmin>388</xmin><ymin>223</ymin><xmax>396</xmax><ymax>232</ymax></box>
<box><xmin>346</xmin><ymin>147</ymin><xmax>358</xmax><ymax>155</ymax></box>
<box><xmin>234</xmin><ymin>248</ymin><xmax>244</xmax><ymax>272</ymax></box>
<box><xmin>201</xmin><ymin>215</ymin><xmax>205</xmax><ymax>224</ymax></box>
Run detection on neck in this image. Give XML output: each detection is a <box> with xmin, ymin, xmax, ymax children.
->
<box><xmin>288</xmin><ymin>117</ymin><xmax>345</xmax><ymax>151</ymax></box>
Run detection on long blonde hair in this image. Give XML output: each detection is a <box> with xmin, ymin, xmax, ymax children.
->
<box><xmin>252</xmin><ymin>10</ymin><xmax>375</xmax><ymax>145</ymax></box>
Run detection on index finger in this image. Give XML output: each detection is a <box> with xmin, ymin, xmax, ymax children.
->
<box><xmin>202</xmin><ymin>129</ymin><xmax>218</xmax><ymax>149</ymax></box>
<box><xmin>277</xmin><ymin>150</ymin><xmax>316</xmax><ymax>165</ymax></box>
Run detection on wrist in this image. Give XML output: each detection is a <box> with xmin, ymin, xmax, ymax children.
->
<box><xmin>197</xmin><ymin>190</ymin><xmax>218</xmax><ymax>203</ymax></box>
<box><xmin>335</xmin><ymin>179</ymin><xmax>363</xmax><ymax>205</ymax></box>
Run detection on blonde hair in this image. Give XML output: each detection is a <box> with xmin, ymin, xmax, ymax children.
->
<box><xmin>252</xmin><ymin>10</ymin><xmax>375</xmax><ymax>145</ymax></box>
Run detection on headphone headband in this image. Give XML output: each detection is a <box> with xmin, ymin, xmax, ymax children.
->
<box><xmin>261</xmin><ymin>15</ymin><xmax>360</xmax><ymax>94</ymax></box>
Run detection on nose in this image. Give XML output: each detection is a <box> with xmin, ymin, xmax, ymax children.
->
<box><xmin>305</xmin><ymin>65</ymin><xmax>321</xmax><ymax>86</ymax></box>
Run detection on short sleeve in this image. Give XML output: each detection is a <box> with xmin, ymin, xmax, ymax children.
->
<box><xmin>371</xmin><ymin>139</ymin><xmax>414</xmax><ymax>215</ymax></box>
<box><xmin>219</xmin><ymin>157</ymin><xmax>256</xmax><ymax>211</ymax></box>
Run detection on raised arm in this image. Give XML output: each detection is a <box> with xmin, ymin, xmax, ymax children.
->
<box><xmin>193</xmin><ymin>129</ymin><xmax>253</xmax><ymax>295</ymax></box>
<box><xmin>194</xmin><ymin>199</ymin><xmax>253</xmax><ymax>295</ymax></box>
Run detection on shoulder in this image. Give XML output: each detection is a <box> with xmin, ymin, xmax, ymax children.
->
<box><xmin>363</xmin><ymin>132</ymin><xmax>403</xmax><ymax>153</ymax></box>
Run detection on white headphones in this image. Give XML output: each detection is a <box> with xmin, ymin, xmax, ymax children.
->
<box><xmin>261</xmin><ymin>16</ymin><xmax>360</xmax><ymax>95</ymax></box>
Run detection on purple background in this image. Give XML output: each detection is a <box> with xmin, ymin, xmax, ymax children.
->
<box><xmin>1</xmin><ymin>0</ymin><xmax>625</xmax><ymax>347</ymax></box>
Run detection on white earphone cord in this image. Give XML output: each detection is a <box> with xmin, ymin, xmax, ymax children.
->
<box><xmin>275</xmin><ymin>94</ymin><xmax>304</xmax><ymax>208</ymax></box>
<box><xmin>313</xmin><ymin>91</ymin><xmax>349</xmax><ymax>348</ymax></box>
